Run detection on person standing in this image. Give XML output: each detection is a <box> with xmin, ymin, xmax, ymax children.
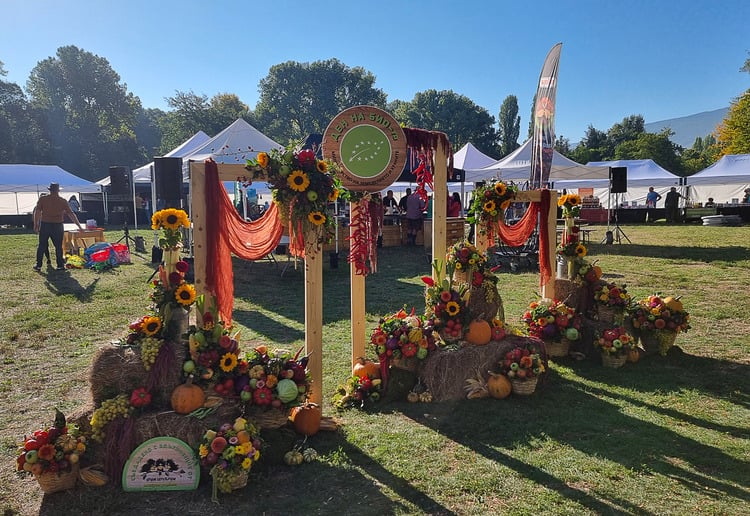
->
<box><xmin>447</xmin><ymin>192</ymin><xmax>462</xmax><ymax>217</ymax></box>
<box><xmin>645</xmin><ymin>186</ymin><xmax>661</xmax><ymax>222</ymax></box>
<box><xmin>398</xmin><ymin>188</ymin><xmax>411</xmax><ymax>214</ymax></box>
<box><xmin>382</xmin><ymin>190</ymin><xmax>398</xmax><ymax>213</ymax></box>
<box><xmin>405</xmin><ymin>191</ymin><xmax>425</xmax><ymax>246</ymax></box>
<box><xmin>68</xmin><ymin>195</ymin><xmax>80</xmax><ymax>213</ymax></box>
<box><xmin>33</xmin><ymin>183</ymin><xmax>83</xmax><ymax>271</ymax></box>
<box><xmin>664</xmin><ymin>186</ymin><xmax>682</xmax><ymax>223</ymax></box>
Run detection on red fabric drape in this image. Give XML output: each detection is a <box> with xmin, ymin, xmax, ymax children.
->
<box><xmin>495</xmin><ymin>190</ymin><xmax>552</xmax><ymax>288</ymax></box>
<box><xmin>205</xmin><ymin>160</ymin><xmax>284</xmax><ymax>322</ymax></box>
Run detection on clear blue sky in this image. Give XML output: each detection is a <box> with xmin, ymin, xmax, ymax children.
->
<box><xmin>2</xmin><ymin>0</ymin><xmax>748</xmax><ymax>143</ymax></box>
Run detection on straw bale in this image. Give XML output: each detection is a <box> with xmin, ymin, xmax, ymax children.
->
<box><xmin>89</xmin><ymin>345</ymin><xmax>147</xmax><ymax>405</ymax></box>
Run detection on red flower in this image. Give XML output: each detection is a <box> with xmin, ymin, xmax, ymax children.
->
<box><xmin>421</xmin><ymin>276</ymin><xmax>435</xmax><ymax>287</ymax></box>
<box><xmin>297</xmin><ymin>149</ymin><xmax>316</xmax><ymax>167</ymax></box>
<box><xmin>401</xmin><ymin>342</ymin><xmax>417</xmax><ymax>357</ymax></box>
<box><xmin>175</xmin><ymin>260</ymin><xmax>190</xmax><ymax>273</ymax></box>
<box><xmin>168</xmin><ymin>271</ymin><xmax>183</xmax><ymax>285</ymax></box>
<box><xmin>440</xmin><ymin>291</ymin><xmax>452</xmax><ymax>303</ymax></box>
<box><xmin>471</xmin><ymin>271</ymin><xmax>483</xmax><ymax>287</ymax></box>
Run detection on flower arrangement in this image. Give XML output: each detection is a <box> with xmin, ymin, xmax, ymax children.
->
<box><xmin>245</xmin><ymin>144</ymin><xmax>343</xmax><ymax>247</ymax></box>
<box><xmin>557</xmin><ymin>233</ymin><xmax>587</xmax><ymax>258</ymax></box>
<box><xmin>521</xmin><ymin>299</ymin><xmax>582</xmax><ymax>342</ymax></box>
<box><xmin>197</xmin><ymin>416</ymin><xmax>263</xmax><ymax>497</ymax></box>
<box><xmin>575</xmin><ymin>258</ymin><xmax>602</xmax><ymax>284</ymax></box>
<box><xmin>16</xmin><ymin>410</ymin><xmax>86</xmax><ymax>478</ymax></box>
<box><xmin>594</xmin><ymin>326</ymin><xmax>636</xmax><ymax>356</ymax></box>
<box><xmin>466</xmin><ymin>178</ymin><xmax>517</xmax><ymax>231</ymax></box>
<box><xmin>332</xmin><ymin>375</ymin><xmax>383</xmax><ymax>409</ymax></box>
<box><xmin>151</xmin><ymin>208</ymin><xmax>190</xmax><ymax>249</ymax></box>
<box><xmin>594</xmin><ymin>282</ymin><xmax>631</xmax><ymax>308</ymax></box>
<box><xmin>499</xmin><ymin>343</ymin><xmax>546</xmax><ymax>381</ymax></box>
<box><xmin>628</xmin><ymin>294</ymin><xmax>691</xmax><ymax>334</ymax></box>
<box><xmin>558</xmin><ymin>193</ymin><xmax>582</xmax><ymax>219</ymax></box>
<box><xmin>235</xmin><ymin>345</ymin><xmax>312</xmax><ymax>410</ymax></box>
<box><xmin>422</xmin><ymin>260</ymin><xmax>470</xmax><ymax>342</ymax></box>
<box><xmin>446</xmin><ymin>240</ymin><xmax>487</xmax><ymax>273</ymax></box>
<box><xmin>370</xmin><ymin>308</ymin><xmax>439</xmax><ymax>364</ymax></box>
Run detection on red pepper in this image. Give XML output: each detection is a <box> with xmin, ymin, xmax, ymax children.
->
<box><xmin>130</xmin><ymin>387</ymin><xmax>152</xmax><ymax>408</ymax></box>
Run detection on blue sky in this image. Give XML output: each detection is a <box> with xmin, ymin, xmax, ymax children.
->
<box><xmin>2</xmin><ymin>0</ymin><xmax>748</xmax><ymax>143</ymax></box>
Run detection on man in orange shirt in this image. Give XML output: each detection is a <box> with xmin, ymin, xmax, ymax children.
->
<box><xmin>33</xmin><ymin>183</ymin><xmax>83</xmax><ymax>271</ymax></box>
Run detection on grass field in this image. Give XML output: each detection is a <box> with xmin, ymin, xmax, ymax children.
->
<box><xmin>1</xmin><ymin>223</ymin><xmax>748</xmax><ymax>515</ymax></box>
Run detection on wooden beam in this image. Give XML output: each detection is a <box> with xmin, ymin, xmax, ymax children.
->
<box><xmin>350</xmin><ymin>201</ymin><xmax>366</xmax><ymax>366</ymax></box>
<box><xmin>431</xmin><ymin>144</ymin><xmax>448</xmax><ymax>263</ymax></box>
<box><xmin>304</xmin><ymin>232</ymin><xmax>323</xmax><ymax>405</ymax></box>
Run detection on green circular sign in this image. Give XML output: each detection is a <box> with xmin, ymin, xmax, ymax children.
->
<box><xmin>322</xmin><ymin>106</ymin><xmax>407</xmax><ymax>191</ymax></box>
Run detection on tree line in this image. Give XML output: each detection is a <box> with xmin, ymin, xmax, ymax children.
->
<box><xmin>1</xmin><ymin>46</ymin><xmax>748</xmax><ymax>183</ymax></box>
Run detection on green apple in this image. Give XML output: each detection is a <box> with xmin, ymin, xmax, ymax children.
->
<box><xmin>279</xmin><ymin>165</ymin><xmax>291</xmax><ymax>177</ymax></box>
<box><xmin>183</xmin><ymin>360</ymin><xmax>196</xmax><ymax>373</ymax></box>
<box><xmin>307</xmin><ymin>191</ymin><xmax>318</xmax><ymax>201</ymax></box>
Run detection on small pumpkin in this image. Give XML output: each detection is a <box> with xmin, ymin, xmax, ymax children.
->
<box><xmin>486</xmin><ymin>373</ymin><xmax>512</xmax><ymax>399</ymax></box>
<box><xmin>663</xmin><ymin>296</ymin><xmax>683</xmax><ymax>312</ymax></box>
<box><xmin>352</xmin><ymin>356</ymin><xmax>380</xmax><ymax>379</ymax></box>
<box><xmin>290</xmin><ymin>402</ymin><xmax>322</xmax><ymax>436</ymax></box>
<box><xmin>171</xmin><ymin>374</ymin><xmax>205</xmax><ymax>414</ymax></box>
<box><xmin>593</xmin><ymin>265</ymin><xmax>603</xmax><ymax>280</ymax></box>
<box><xmin>626</xmin><ymin>347</ymin><xmax>641</xmax><ymax>363</ymax></box>
<box><xmin>466</xmin><ymin>318</ymin><xmax>492</xmax><ymax>346</ymax></box>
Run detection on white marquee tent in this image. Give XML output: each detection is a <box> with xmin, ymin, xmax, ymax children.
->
<box><xmin>0</xmin><ymin>164</ymin><xmax>101</xmax><ymax>215</ymax></box>
<box><xmin>453</xmin><ymin>142</ymin><xmax>498</xmax><ymax>172</ymax></box>
<box><xmin>685</xmin><ymin>154</ymin><xmax>750</xmax><ymax>205</ymax></box>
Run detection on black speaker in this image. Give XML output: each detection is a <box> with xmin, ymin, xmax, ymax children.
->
<box><xmin>610</xmin><ymin>167</ymin><xmax>627</xmax><ymax>193</ymax></box>
<box><xmin>109</xmin><ymin>166</ymin><xmax>132</xmax><ymax>196</ymax></box>
<box><xmin>154</xmin><ymin>157</ymin><xmax>183</xmax><ymax>205</ymax></box>
<box><xmin>449</xmin><ymin>169</ymin><xmax>465</xmax><ymax>182</ymax></box>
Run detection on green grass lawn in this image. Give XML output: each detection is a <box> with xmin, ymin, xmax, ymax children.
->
<box><xmin>1</xmin><ymin>224</ymin><xmax>748</xmax><ymax>515</ymax></box>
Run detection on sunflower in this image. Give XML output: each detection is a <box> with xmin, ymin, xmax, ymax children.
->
<box><xmin>567</xmin><ymin>194</ymin><xmax>582</xmax><ymax>206</ymax></box>
<box><xmin>494</xmin><ymin>182</ymin><xmax>507</xmax><ymax>196</ymax></box>
<box><xmin>575</xmin><ymin>244</ymin><xmax>587</xmax><ymax>257</ymax></box>
<box><xmin>199</xmin><ymin>443</ymin><xmax>209</xmax><ymax>458</ymax></box>
<box><xmin>557</xmin><ymin>194</ymin><xmax>568</xmax><ymax>207</ymax></box>
<box><xmin>161</xmin><ymin>208</ymin><xmax>184</xmax><ymax>230</ymax></box>
<box><xmin>483</xmin><ymin>200</ymin><xmax>496</xmax><ymax>212</ymax></box>
<box><xmin>316</xmin><ymin>160</ymin><xmax>328</xmax><ymax>172</ymax></box>
<box><xmin>445</xmin><ymin>301</ymin><xmax>460</xmax><ymax>317</ymax></box>
<box><xmin>150</xmin><ymin>212</ymin><xmax>163</xmax><ymax>230</ymax></box>
<box><xmin>175</xmin><ymin>284</ymin><xmax>197</xmax><ymax>306</ymax></box>
<box><xmin>256</xmin><ymin>152</ymin><xmax>269</xmax><ymax>168</ymax></box>
<box><xmin>308</xmin><ymin>211</ymin><xmax>326</xmax><ymax>225</ymax></box>
<box><xmin>288</xmin><ymin>170</ymin><xmax>310</xmax><ymax>192</ymax></box>
<box><xmin>328</xmin><ymin>188</ymin><xmax>340</xmax><ymax>202</ymax></box>
<box><xmin>142</xmin><ymin>316</ymin><xmax>162</xmax><ymax>336</ymax></box>
<box><xmin>219</xmin><ymin>352</ymin><xmax>238</xmax><ymax>373</ymax></box>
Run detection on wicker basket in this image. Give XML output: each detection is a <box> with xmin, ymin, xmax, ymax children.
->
<box><xmin>35</xmin><ymin>464</ymin><xmax>79</xmax><ymax>493</ymax></box>
<box><xmin>247</xmin><ymin>407</ymin><xmax>289</xmax><ymax>430</ymax></box>
<box><xmin>639</xmin><ymin>330</ymin><xmax>678</xmax><ymax>356</ymax></box>
<box><xmin>546</xmin><ymin>338</ymin><xmax>570</xmax><ymax>358</ymax></box>
<box><xmin>510</xmin><ymin>376</ymin><xmax>538</xmax><ymax>396</ymax></box>
<box><xmin>596</xmin><ymin>305</ymin><xmax>624</xmax><ymax>326</ymax></box>
<box><xmin>601</xmin><ymin>353</ymin><xmax>627</xmax><ymax>369</ymax></box>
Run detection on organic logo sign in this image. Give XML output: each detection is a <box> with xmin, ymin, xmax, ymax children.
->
<box><xmin>322</xmin><ymin>105</ymin><xmax>407</xmax><ymax>191</ymax></box>
<box><xmin>122</xmin><ymin>437</ymin><xmax>199</xmax><ymax>491</ymax></box>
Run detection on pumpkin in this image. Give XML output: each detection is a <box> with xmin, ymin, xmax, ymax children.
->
<box><xmin>290</xmin><ymin>402</ymin><xmax>322</xmax><ymax>436</ymax></box>
<box><xmin>626</xmin><ymin>348</ymin><xmax>641</xmax><ymax>363</ymax></box>
<box><xmin>663</xmin><ymin>296</ymin><xmax>683</xmax><ymax>312</ymax></box>
<box><xmin>486</xmin><ymin>373</ymin><xmax>512</xmax><ymax>399</ymax></box>
<box><xmin>352</xmin><ymin>356</ymin><xmax>380</xmax><ymax>379</ymax></box>
<box><xmin>466</xmin><ymin>319</ymin><xmax>492</xmax><ymax>346</ymax></box>
<box><xmin>171</xmin><ymin>375</ymin><xmax>205</xmax><ymax>414</ymax></box>
<box><xmin>593</xmin><ymin>265</ymin><xmax>603</xmax><ymax>280</ymax></box>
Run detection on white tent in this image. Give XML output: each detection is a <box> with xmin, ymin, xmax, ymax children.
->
<box><xmin>464</xmin><ymin>139</ymin><xmax>606</xmax><ymax>184</ymax></box>
<box><xmin>685</xmin><ymin>154</ymin><xmax>750</xmax><ymax>205</ymax></box>
<box><xmin>453</xmin><ymin>142</ymin><xmax>497</xmax><ymax>171</ymax></box>
<box><xmin>0</xmin><ymin>164</ymin><xmax>101</xmax><ymax>215</ymax></box>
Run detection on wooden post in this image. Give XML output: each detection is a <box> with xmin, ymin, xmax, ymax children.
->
<box><xmin>431</xmin><ymin>144</ymin><xmax>448</xmax><ymax>263</ymax></box>
<box><xmin>189</xmin><ymin>162</ymin><xmax>208</xmax><ymax>300</ymax></box>
<box><xmin>304</xmin><ymin>232</ymin><xmax>323</xmax><ymax>405</ymax></box>
<box><xmin>350</xmin><ymin>201</ymin><xmax>367</xmax><ymax>365</ymax></box>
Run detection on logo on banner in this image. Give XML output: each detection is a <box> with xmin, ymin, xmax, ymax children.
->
<box><xmin>122</xmin><ymin>437</ymin><xmax>199</xmax><ymax>491</ymax></box>
<box><xmin>322</xmin><ymin>106</ymin><xmax>407</xmax><ymax>191</ymax></box>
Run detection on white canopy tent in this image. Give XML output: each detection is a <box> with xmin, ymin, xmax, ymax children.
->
<box><xmin>685</xmin><ymin>154</ymin><xmax>750</xmax><ymax>205</ymax></box>
<box><xmin>453</xmin><ymin>142</ymin><xmax>498</xmax><ymax>171</ymax></box>
<box><xmin>0</xmin><ymin>164</ymin><xmax>102</xmax><ymax>215</ymax></box>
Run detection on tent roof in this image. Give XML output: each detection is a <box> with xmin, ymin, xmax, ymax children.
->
<box><xmin>453</xmin><ymin>142</ymin><xmax>497</xmax><ymax>171</ymax></box>
<box><xmin>686</xmin><ymin>154</ymin><xmax>750</xmax><ymax>185</ymax></box>
<box><xmin>585</xmin><ymin>159</ymin><xmax>681</xmax><ymax>186</ymax></box>
<box><xmin>0</xmin><ymin>164</ymin><xmax>101</xmax><ymax>193</ymax></box>
<box><xmin>464</xmin><ymin>139</ymin><xmax>606</xmax><ymax>183</ymax></box>
<box><xmin>184</xmin><ymin>118</ymin><xmax>283</xmax><ymax>165</ymax></box>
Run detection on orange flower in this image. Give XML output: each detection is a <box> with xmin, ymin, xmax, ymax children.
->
<box><xmin>256</xmin><ymin>152</ymin><xmax>269</xmax><ymax>168</ymax></box>
<box><xmin>37</xmin><ymin>444</ymin><xmax>55</xmax><ymax>461</ymax></box>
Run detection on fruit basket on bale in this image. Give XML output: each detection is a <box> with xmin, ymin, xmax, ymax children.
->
<box><xmin>521</xmin><ymin>299</ymin><xmax>582</xmax><ymax>358</ymax></box>
<box><xmin>627</xmin><ymin>294</ymin><xmax>690</xmax><ymax>356</ymax></box>
<box><xmin>591</xmin><ymin>281</ymin><xmax>631</xmax><ymax>326</ymax></box>
<box><xmin>497</xmin><ymin>342</ymin><xmax>547</xmax><ymax>395</ymax></box>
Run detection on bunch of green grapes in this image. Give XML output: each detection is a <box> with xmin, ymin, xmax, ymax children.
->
<box><xmin>90</xmin><ymin>394</ymin><xmax>132</xmax><ymax>442</ymax></box>
<box><xmin>139</xmin><ymin>337</ymin><xmax>164</xmax><ymax>371</ymax></box>
<box><xmin>213</xmin><ymin>468</ymin><xmax>244</xmax><ymax>493</ymax></box>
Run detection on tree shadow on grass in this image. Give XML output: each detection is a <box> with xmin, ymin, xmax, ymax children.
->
<box><xmin>43</xmin><ymin>271</ymin><xmax>100</xmax><ymax>303</ymax></box>
<box><xmin>232</xmin><ymin>307</ymin><xmax>305</xmax><ymax>345</ymax></box>
<box><xmin>596</xmin><ymin>243</ymin><xmax>749</xmax><ymax>264</ymax></box>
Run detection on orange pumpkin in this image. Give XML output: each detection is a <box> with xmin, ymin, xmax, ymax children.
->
<box><xmin>663</xmin><ymin>296</ymin><xmax>683</xmax><ymax>312</ymax></box>
<box><xmin>487</xmin><ymin>373</ymin><xmax>512</xmax><ymax>399</ymax></box>
<box><xmin>626</xmin><ymin>348</ymin><xmax>641</xmax><ymax>363</ymax></box>
<box><xmin>352</xmin><ymin>357</ymin><xmax>380</xmax><ymax>379</ymax></box>
<box><xmin>171</xmin><ymin>375</ymin><xmax>205</xmax><ymax>414</ymax></box>
<box><xmin>290</xmin><ymin>402</ymin><xmax>322</xmax><ymax>436</ymax></box>
<box><xmin>593</xmin><ymin>265</ymin><xmax>603</xmax><ymax>280</ymax></box>
<box><xmin>466</xmin><ymin>319</ymin><xmax>492</xmax><ymax>346</ymax></box>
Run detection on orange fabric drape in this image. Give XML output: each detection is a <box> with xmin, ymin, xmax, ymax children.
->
<box><xmin>495</xmin><ymin>190</ymin><xmax>552</xmax><ymax>288</ymax></box>
<box><xmin>205</xmin><ymin>160</ymin><xmax>284</xmax><ymax>322</ymax></box>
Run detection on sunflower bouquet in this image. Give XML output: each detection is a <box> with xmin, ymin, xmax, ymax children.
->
<box><xmin>557</xmin><ymin>228</ymin><xmax>587</xmax><ymax>258</ymax></box>
<box><xmin>423</xmin><ymin>260</ymin><xmax>470</xmax><ymax>342</ymax></box>
<box><xmin>151</xmin><ymin>208</ymin><xmax>190</xmax><ymax>250</ymax></box>
<box><xmin>466</xmin><ymin>178</ymin><xmax>517</xmax><ymax>232</ymax></box>
<box><xmin>245</xmin><ymin>144</ymin><xmax>343</xmax><ymax>246</ymax></box>
<box><xmin>558</xmin><ymin>193</ymin><xmax>582</xmax><ymax>219</ymax></box>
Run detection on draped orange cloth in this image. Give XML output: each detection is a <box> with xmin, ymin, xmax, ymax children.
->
<box><xmin>495</xmin><ymin>189</ymin><xmax>552</xmax><ymax>288</ymax></box>
<box><xmin>204</xmin><ymin>160</ymin><xmax>283</xmax><ymax>322</ymax></box>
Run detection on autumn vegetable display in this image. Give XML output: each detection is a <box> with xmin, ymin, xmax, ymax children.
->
<box><xmin>628</xmin><ymin>294</ymin><xmax>690</xmax><ymax>356</ymax></box>
<box><xmin>521</xmin><ymin>299</ymin><xmax>582</xmax><ymax>344</ymax></box>
<box><xmin>370</xmin><ymin>308</ymin><xmax>439</xmax><ymax>376</ymax></box>
<box><xmin>595</xmin><ymin>326</ymin><xmax>637</xmax><ymax>368</ymax></box>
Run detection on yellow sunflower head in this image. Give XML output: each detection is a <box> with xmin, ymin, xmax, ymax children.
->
<box><xmin>557</xmin><ymin>194</ymin><xmax>568</xmax><ymax>207</ymax></box>
<box><xmin>445</xmin><ymin>301</ymin><xmax>460</xmax><ymax>317</ymax></box>
<box><xmin>328</xmin><ymin>189</ymin><xmax>340</xmax><ymax>202</ymax></box>
<box><xmin>568</xmin><ymin>194</ymin><xmax>582</xmax><ymax>206</ymax></box>
<box><xmin>483</xmin><ymin>200</ymin><xmax>496</xmax><ymax>212</ymax></box>
<box><xmin>142</xmin><ymin>316</ymin><xmax>162</xmax><ymax>337</ymax></box>
<box><xmin>257</xmin><ymin>152</ymin><xmax>269</xmax><ymax>168</ymax></box>
<box><xmin>575</xmin><ymin>244</ymin><xmax>587</xmax><ymax>257</ymax></box>
<box><xmin>494</xmin><ymin>182</ymin><xmax>507</xmax><ymax>196</ymax></box>
<box><xmin>219</xmin><ymin>352</ymin><xmax>238</xmax><ymax>373</ymax></box>
<box><xmin>288</xmin><ymin>170</ymin><xmax>310</xmax><ymax>192</ymax></box>
<box><xmin>151</xmin><ymin>211</ymin><xmax>163</xmax><ymax>230</ymax></box>
<box><xmin>175</xmin><ymin>283</ymin><xmax>197</xmax><ymax>306</ymax></box>
<box><xmin>307</xmin><ymin>211</ymin><xmax>326</xmax><ymax>226</ymax></box>
<box><xmin>316</xmin><ymin>160</ymin><xmax>328</xmax><ymax>173</ymax></box>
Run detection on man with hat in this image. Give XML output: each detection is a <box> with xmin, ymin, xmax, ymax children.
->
<box><xmin>33</xmin><ymin>183</ymin><xmax>83</xmax><ymax>271</ymax></box>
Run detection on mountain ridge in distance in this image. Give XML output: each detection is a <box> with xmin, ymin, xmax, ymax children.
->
<box><xmin>644</xmin><ymin>107</ymin><xmax>728</xmax><ymax>148</ymax></box>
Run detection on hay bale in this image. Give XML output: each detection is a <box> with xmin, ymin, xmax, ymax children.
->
<box><xmin>89</xmin><ymin>345</ymin><xmax>148</xmax><ymax>405</ymax></box>
<box><xmin>554</xmin><ymin>279</ymin><xmax>585</xmax><ymax>311</ymax></box>
<box><xmin>132</xmin><ymin>403</ymin><xmax>240</xmax><ymax>448</ymax></box>
<box><xmin>468</xmin><ymin>283</ymin><xmax>504</xmax><ymax>322</ymax></box>
<box><xmin>419</xmin><ymin>335</ymin><xmax>530</xmax><ymax>401</ymax></box>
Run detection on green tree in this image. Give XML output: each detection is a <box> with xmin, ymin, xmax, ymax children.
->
<box><xmin>26</xmin><ymin>46</ymin><xmax>140</xmax><ymax>180</ymax></box>
<box><xmin>0</xmin><ymin>69</ymin><xmax>51</xmax><ymax>163</ymax></box>
<box><xmin>741</xmin><ymin>51</ymin><xmax>750</xmax><ymax>74</ymax></box>
<box><xmin>251</xmin><ymin>59</ymin><xmax>387</xmax><ymax>145</ymax></box>
<box><xmin>570</xmin><ymin>125</ymin><xmax>609</xmax><ymax>163</ymax></box>
<box><xmin>614</xmin><ymin>129</ymin><xmax>684</xmax><ymax>174</ymax></box>
<box><xmin>607</xmin><ymin>115</ymin><xmax>645</xmax><ymax>148</ymax></box>
<box><xmin>392</xmin><ymin>89</ymin><xmax>498</xmax><ymax>155</ymax></box>
<box><xmin>498</xmin><ymin>95</ymin><xmax>520</xmax><ymax>157</ymax></box>
<box><xmin>681</xmin><ymin>134</ymin><xmax>719</xmax><ymax>175</ymax></box>
<box><xmin>716</xmin><ymin>89</ymin><xmax>750</xmax><ymax>155</ymax></box>
<box><xmin>135</xmin><ymin>107</ymin><xmax>166</xmax><ymax>158</ymax></box>
<box><xmin>554</xmin><ymin>135</ymin><xmax>571</xmax><ymax>155</ymax></box>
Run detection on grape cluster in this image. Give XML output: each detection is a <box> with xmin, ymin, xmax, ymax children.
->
<box><xmin>139</xmin><ymin>337</ymin><xmax>164</xmax><ymax>371</ymax></box>
<box><xmin>90</xmin><ymin>394</ymin><xmax>133</xmax><ymax>442</ymax></box>
<box><xmin>212</xmin><ymin>468</ymin><xmax>246</xmax><ymax>493</ymax></box>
